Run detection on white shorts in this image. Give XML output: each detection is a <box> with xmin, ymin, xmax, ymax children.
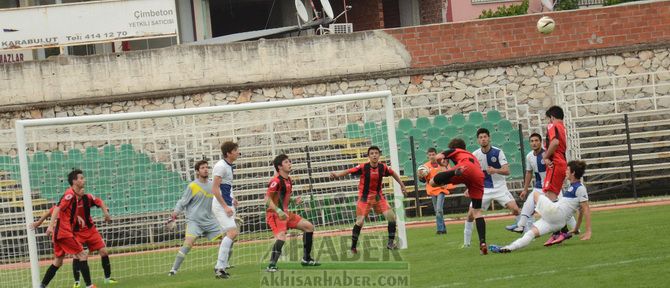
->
<box><xmin>533</xmin><ymin>195</ymin><xmax>567</xmax><ymax>235</ymax></box>
<box><xmin>212</xmin><ymin>201</ymin><xmax>237</xmax><ymax>232</ymax></box>
<box><xmin>478</xmin><ymin>187</ymin><xmax>515</xmax><ymax>211</ymax></box>
<box><xmin>532</xmin><ymin>188</ymin><xmax>544</xmax><ymax>195</ymax></box>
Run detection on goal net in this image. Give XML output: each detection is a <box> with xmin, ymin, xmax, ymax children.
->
<box><xmin>11</xmin><ymin>91</ymin><xmax>406</xmax><ymax>287</ymax></box>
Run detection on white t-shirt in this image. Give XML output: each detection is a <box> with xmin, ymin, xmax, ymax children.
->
<box><xmin>473</xmin><ymin>146</ymin><xmax>508</xmax><ymax>190</ymax></box>
<box><xmin>526</xmin><ymin>149</ymin><xmax>547</xmax><ymax>190</ymax></box>
<box><xmin>557</xmin><ymin>181</ymin><xmax>589</xmax><ymax>218</ymax></box>
<box><xmin>212</xmin><ymin>159</ymin><xmax>235</xmax><ymax>207</ymax></box>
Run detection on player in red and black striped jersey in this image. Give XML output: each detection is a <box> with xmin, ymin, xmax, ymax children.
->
<box><xmin>264</xmin><ymin>154</ymin><xmax>319</xmax><ymax>272</ymax></box>
<box><xmin>39</xmin><ymin>169</ymin><xmax>95</xmax><ymax>288</ymax></box>
<box><xmin>330</xmin><ymin>146</ymin><xmax>407</xmax><ymax>253</ymax></box>
<box><xmin>431</xmin><ymin>138</ymin><xmax>489</xmax><ymax>255</ymax></box>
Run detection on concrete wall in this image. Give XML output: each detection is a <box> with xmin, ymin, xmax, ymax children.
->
<box><xmin>0</xmin><ymin>0</ymin><xmax>668</xmax><ymax>119</ymax></box>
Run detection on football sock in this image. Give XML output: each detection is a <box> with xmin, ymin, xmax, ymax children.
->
<box><xmin>567</xmin><ymin>216</ymin><xmax>577</xmax><ymax>231</ymax></box>
<box><xmin>41</xmin><ymin>264</ymin><xmax>60</xmax><ymax>286</ymax></box>
<box><xmin>463</xmin><ymin>220</ymin><xmax>473</xmax><ymax>246</ymax></box>
<box><xmin>171</xmin><ymin>245</ymin><xmax>191</xmax><ymax>272</ymax></box>
<box><xmin>270</xmin><ymin>240</ymin><xmax>285</xmax><ymax>266</ymax></box>
<box><xmin>475</xmin><ymin>217</ymin><xmax>486</xmax><ymax>244</ymax></box>
<box><xmin>351</xmin><ymin>224</ymin><xmax>362</xmax><ymax>249</ymax></box>
<box><xmin>101</xmin><ymin>256</ymin><xmax>111</xmax><ymax>279</ymax></box>
<box><xmin>216</xmin><ymin>236</ymin><xmax>234</xmax><ymax>270</ymax></box>
<box><xmin>506</xmin><ymin>231</ymin><xmax>534</xmax><ymax>251</ymax></box>
<box><xmin>72</xmin><ymin>258</ymin><xmax>80</xmax><ymax>282</ymax></box>
<box><xmin>388</xmin><ymin>221</ymin><xmax>397</xmax><ymax>243</ymax></box>
<box><xmin>78</xmin><ymin>260</ymin><xmax>92</xmax><ymax>286</ymax></box>
<box><xmin>303</xmin><ymin>232</ymin><xmax>313</xmax><ymax>260</ymax></box>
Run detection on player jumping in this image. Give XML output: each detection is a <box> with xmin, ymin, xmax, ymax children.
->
<box><xmin>489</xmin><ymin>160</ymin><xmax>592</xmax><ymax>253</ymax></box>
<box><xmin>330</xmin><ymin>146</ymin><xmax>407</xmax><ymax>253</ymax></box>
<box><xmin>431</xmin><ymin>138</ymin><xmax>488</xmax><ymax>255</ymax></box>
<box><xmin>265</xmin><ymin>154</ymin><xmax>319</xmax><ymax>272</ymax></box>
<box><xmin>168</xmin><ymin>160</ymin><xmax>225</xmax><ymax>278</ymax></box>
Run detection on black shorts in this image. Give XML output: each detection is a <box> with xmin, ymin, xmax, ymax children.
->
<box><xmin>471</xmin><ymin>199</ymin><xmax>483</xmax><ymax>209</ymax></box>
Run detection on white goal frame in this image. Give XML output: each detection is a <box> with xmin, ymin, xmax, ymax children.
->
<box><xmin>15</xmin><ymin>90</ymin><xmax>406</xmax><ymax>288</ymax></box>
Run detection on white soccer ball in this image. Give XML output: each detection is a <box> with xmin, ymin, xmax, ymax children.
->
<box><xmin>537</xmin><ymin>16</ymin><xmax>555</xmax><ymax>34</ymax></box>
<box><xmin>417</xmin><ymin>165</ymin><xmax>430</xmax><ymax>178</ymax></box>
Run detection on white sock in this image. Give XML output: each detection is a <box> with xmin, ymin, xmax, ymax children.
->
<box><xmin>567</xmin><ymin>216</ymin><xmax>577</xmax><ymax>231</ymax></box>
<box><xmin>215</xmin><ymin>236</ymin><xmax>234</xmax><ymax>270</ymax></box>
<box><xmin>464</xmin><ymin>221</ymin><xmax>473</xmax><ymax>246</ymax></box>
<box><xmin>518</xmin><ymin>198</ymin><xmax>536</xmax><ymax>228</ymax></box>
<box><xmin>505</xmin><ymin>231</ymin><xmax>534</xmax><ymax>251</ymax></box>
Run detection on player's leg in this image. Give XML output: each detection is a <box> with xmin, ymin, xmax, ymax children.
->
<box><xmin>351</xmin><ymin>201</ymin><xmax>369</xmax><ymax>253</ymax></box>
<box><xmin>266</xmin><ymin>212</ymin><xmax>287</xmax><ymax>271</ymax></box>
<box><xmin>169</xmin><ymin>235</ymin><xmax>197</xmax><ymax>275</ymax></box>
<box><xmin>470</xmin><ymin>201</ymin><xmax>488</xmax><ymax>255</ymax></box>
<box><xmin>214</xmin><ymin>208</ymin><xmax>237</xmax><ymax>278</ymax></box>
<box><xmin>96</xmin><ymin>247</ymin><xmax>117</xmax><ymax>284</ymax></box>
<box><xmin>381</xmin><ymin>207</ymin><xmax>397</xmax><ymax>249</ymax></box>
<box><xmin>515</xmin><ymin>189</ymin><xmax>542</xmax><ymax>233</ymax></box>
<box><xmin>463</xmin><ymin>206</ymin><xmax>475</xmax><ymax>248</ymax></box>
<box><xmin>294</xmin><ymin>216</ymin><xmax>319</xmax><ymax>266</ymax></box>
<box><xmin>73</xmin><ymin>249</ymin><xmax>93</xmax><ymax>288</ymax></box>
<box><xmin>435</xmin><ymin>193</ymin><xmax>446</xmax><ymax>234</ymax></box>
<box><xmin>41</xmin><ymin>255</ymin><xmax>65</xmax><ymax>288</ymax></box>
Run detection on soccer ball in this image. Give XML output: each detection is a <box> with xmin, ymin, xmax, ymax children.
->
<box><xmin>537</xmin><ymin>16</ymin><xmax>555</xmax><ymax>34</ymax></box>
<box><xmin>417</xmin><ymin>165</ymin><xmax>430</xmax><ymax>178</ymax></box>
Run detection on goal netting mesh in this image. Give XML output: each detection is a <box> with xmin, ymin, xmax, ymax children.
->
<box><xmin>6</xmin><ymin>92</ymin><xmax>408</xmax><ymax>287</ymax></box>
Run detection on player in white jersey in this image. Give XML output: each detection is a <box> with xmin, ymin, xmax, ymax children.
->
<box><xmin>462</xmin><ymin>128</ymin><xmax>520</xmax><ymax>247</ymax></box>
<box><xmin>489</xmin><ymin>160</ymin><xmax>592</xmax><ymax>253</ymax></box>
<box><xmin>506</xmin><ymin>133</ymin><xmax>546</xmax><ymax>233</ymax></box>
<box><xmin>211</xmin><ymin>141</ymin><xmax>240</xmax><ymax>279</ymax></box>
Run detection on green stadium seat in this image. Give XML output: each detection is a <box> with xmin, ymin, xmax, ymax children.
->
<box><xmin>50</xmin><ymin>150</ymin><xmax>65</xmax><ymax>162</ymax></box>
<box><xmin>462</xmin><ymin>124</ymin><xmax>477</xmax><ymax>138</ymax></box>
<box><xmin>491</xmin><ymin>132</ymin><xmax>507</xmax><ymax>145</ymax></box>
<box><xmin>135</xmin><ymin>154</ymin><xmax>151</xmax><ymax>166</ymax></box>
<box><xmin>397</xmin><ymin>151</ymin><xmax>410</xmax><ymax>163</ymax></box>
<box><xmin>32</xmin><ymin>151</ymin><xmax>49</xmax><ymax>164</ymax></box>
<box><xmin>398</xmin><ymin>140</ymin><xmax>411</xmax><ymax>153</ymax></box>
<box><xmin>502</xmin><ymin>142</ymin><xmax>519</xmax><ymax>157</ymax></box>
<box><xmin>508</xmin><ymin>130</ymin><xmax>521</xmax><ymax>144</ymax></box>
<box><xmin>415</xmin><ymin>117</ymin><xmax>432</xmax><ymax>131</ymax></box>
<box><xmin>522</xmin><ymin>139</ymin><xmax>531</xmax><ymax>154</ymax></box>
<box><xmin>407</xmin><ymin>128</ymin><xmax>423</xmax><ymax>142</ymax></box>
<box><xmin>479</xmin><ymin>121</ymin><xmax>495</xmax><ymax>133</ymax></box>
<box><xmin>426</xmin><ymin>127</ymin><xmax>441</xmax><ymax>138</ymax></box>
<box><xmin>67</xmin><ymin>149</ymin><xmax>83</xmax><ymax>162</ymax></box>
<box><xmin>450</xmin><ymin>113</ymin><xmax>466</xmax><ymax>126</ymax></box>
<box><xmin>509</xmin><ymin>163</ymin><xmax>524</xmax><ymax>179</ymax></box>
<box><xmin>363</xmin><ymin>122</ymin><xmax>377</xmax><ymax>137</ymax></box>
<box><xmin>85</xmin><ymin>146</ymin><xmax>99</xmax><ymax>160</ymax></box>
<box><xmin>468</xmin><ymin>112</ymin><xmax>484</xmax><ymax>125</ymax></box>
<box><xmin>345</xmin><ymin>123</ymin><xmax>362</xmax><ymax>139</ymax></box>
<box><xmin>436</xmin><ymin>136</ymin><xmax>451</xmax><ymax>149</ymax></box>
<box><xmin>103</xmin><ymin>144</ymin><xmax>116</xmax><ymax>158</ymax></box>
<box><xmin>418</xmin><ymin>137</ymin><xmax>434</xmax><ymax>153</ymax></box>
<box><xmin>444</xmin><ymin>125</ymin><xmax>459</xmax><ymax>139</ymax></box>
<box><xmin>497</xmin><ymin>119</ymin><xmax>514</xmax><ymax>132</ymax></box>
<box><xmin>486</xmin><ymin>110</ymin><xmax>502</xmax><ymax>123</ymax></box>
<box><xmin>402</xmin><ymin>160</ymin><xmax>415</xmax><ymax>177</ymax></box>
<box><xmin>397</xmin><ymin>118</ymin><xmax>413</xmax><ymax>133</ymax></box>
<box><xmin>433</xmin><ymin>115</ymin><xmax>449</xmax><ymax>128</ymax></box>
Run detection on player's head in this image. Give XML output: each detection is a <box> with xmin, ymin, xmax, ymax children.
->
<box><xmin>194</xmin><ymin>160</ymin><xmax>209</xmax><ymax>179</ymax></box>
<box><xmin>221</xmin><ymin>141</ymin><xmax>240</xmax><ymax>162</ymax></box>
<box><xmin>567</xmin><ymin>160</ymin><xmax>586</xmax><ymax>181</ymax></box>
<box><xmin>67</xmin><ymin>169</ymin><xmax>85</xmax><ymax>189</ymax></box>
<box><xmin>427</xmin><ymin>147</ymin><xmax>438</xmax><ymax>162</ymax></box>
<box><xmin>367</xmin><ymin>146</ymin><xmax>381</xmax><ymax>164</ymax></box>
<box><xmin>448</xmin><ymin>138</ymin><xmax>466</xmax><ymax>150</ymax></box>
<box><xmin>529</xmin><ymin>133</ymin><xmax>542</xmax><ymax>151</ymax></box>
<box><xmin>476</xmin><ymin>128</ymin><xmax>490</xmax><ymax>148</ymax></box>
<box><xmin>545</xmin><ymin>106</ymin><xmax>564</xmax><ymax>122</ymax></box>
<box><xmin>273</xmin><ymin>154</ymin><xmax>291</xmax><ymax>174</ymax></box>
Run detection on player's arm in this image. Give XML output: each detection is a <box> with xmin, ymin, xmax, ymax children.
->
<box><xmin>330</xmin><ymin>166</ymin><xmax>357</xmax><ymax>178</ymax></box>
<box><xmin>521</xmin><ymin>170</ymin><xmax>533</xmax><ymax>200</ymax></box>
<box><xmin>171</xmin><ymin>186</ymin><xmax>192</xmax><ymax>221</ymax></box>
<box><xmin>212</xmin><ymin>175</ymin><xmax>233</xmax><ymax>215</ymax></box>
<box><xmin>265</xmin><ymin>182</ymin><xmax>287</xmax><ymax>220</ymax></box>
<box><xmin>576</xmin><ymin>201</ymin><xmax>591</xmax><ymax>240</ymax></box>
<box><xmin>388</xmin><ymin>168</ymin><xmax>407</xmax><ymax>195</ymax></box>
<box><xmin>97</xmin><ymin>198</ymin><xmax>112</xmax><ymax>223</ymax></box>
<box><xmin>31</xmin><ymin>208</ymin><xmax>52</xmax><ymax>230</ymax></box>
<box><xmin>46</xmin><ymin>206</ymin><xmax>60</xmax><ymax>236</ymax></box>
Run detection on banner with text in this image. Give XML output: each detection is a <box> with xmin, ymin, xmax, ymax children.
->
<box><xmin>0</xmin><ymin>0</ymin><xmax>178</xmax><ymax>51</ymax></box>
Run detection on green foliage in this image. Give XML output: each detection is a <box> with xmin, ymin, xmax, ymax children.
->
<box><xmin>604</xmin><ymin>0</ymin><xmax>643</xmax><ymax>6</ymax></box>
<box><xmin>478</xmin><ymin>0</ymin><xmax>529</xmax><ymax>19</ymax></box>
<box><xmin>555</xmin><ymin>0</ymin><xmax>579</xmax><ymax>10</ymax></box>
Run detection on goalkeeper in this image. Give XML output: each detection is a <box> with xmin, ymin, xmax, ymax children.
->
<box><xmin>168</xmin><ymin>160</ymin><xmax>224</xmax><ymax>277</ymax></box>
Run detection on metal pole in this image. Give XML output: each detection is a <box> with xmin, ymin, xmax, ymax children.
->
<box><xmin>15</xmin><ymin>123</ymin><xmax>41</xmax><ymax>288</ymax></box>
<box><xmin>409</xmin><ymin>136</ymin><xmax>421</xmax><ymax>218</ymax></box>
<box><xmin>384</xmin><ymin>93</ymin><xmax>407</xmax><ymax>249</ymax></box>
<box><xmin>518</xmin><ymin>123</ymin><xmax>526</xmax><ymax>173</ymax></box>
<box><xmin>624</xmin><ymin>114</ymin><xmax>638</xmax><ymax>199</ymax></box>
<box><xmin>305</xmin><ymin>145</ymin><xmax>315</xmax><ymax>212</ymax></box>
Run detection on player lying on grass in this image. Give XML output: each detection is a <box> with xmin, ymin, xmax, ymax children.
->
<box><xmin>168</xmin><ymin>160</ymin><xmax>226</xmax><ymax>278</ymax></box>
<box><xmin>265</xmin><ymin>154</ymin><xmax>319</xmax><ymax>272</ymax></box>
<box><xmin>330</xmin><ymin>146</ymin><xmax>407</xmax><ymax>253</ymax></box>
<box><xmin>489</xmin><ymin>160</ymin><xmax>592</xmax><ymax>253</ymax></box>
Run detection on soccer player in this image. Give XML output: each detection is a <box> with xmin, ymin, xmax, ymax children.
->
<box><xmin>330</xmin><ymin>146</ymin><xmax>407</xmax><ymax>253</ymax></box>
<box><xmin>505</xmin><ymin>133</ymin><xmax>546</xmax><ymax>233</ymax></box>
<box><xmin>417</xmin><ymin>147</ymin><xmax>454</xmax><ymax>235</ymax></box>
<box><xmin>40</xmin><ymin>169</ymin><xmax>94</xmax><ymax>288</ymax></box>
<box><xmin>211</xmin><ymin>141</ymin><xmax>240</xmax><ymax>278</ymax></box>
<box><xmin>32</xmin><ymin>187</ymin><xmax>116</xmax><ymax>287</ymax></box>
<box><xmin>542</xmin><ymin>106</ymin><xmax>573</xmax><ymax>245</ymax></box>
<box><xmin>430</xmin><ymin>138</ymin><xmax>488</xmax><ymax>255</ymax></box>
<box><xmin>168</xmin><ymin>160</ymin><xmax>225</xmax><ymax>278</ymax></box>
<box><xmin>265</xmin><ymin>154</ymin><xmax>319</xmax><ymax>272</ymax></box>
<box><xmin>489</xmin><ymin>160</ymin><xmax>592</xmax><ymax>253</ymax></box>
<box><xmin>464</xmin><ymin>128</ymin><xmax>520</xmax><ymax>247</ymax></box>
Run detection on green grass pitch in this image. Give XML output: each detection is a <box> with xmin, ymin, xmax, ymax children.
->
<box><xmin>8</xmin><ymin>204</ymin><xmax>670</xmax><ymax>287</ymax></box>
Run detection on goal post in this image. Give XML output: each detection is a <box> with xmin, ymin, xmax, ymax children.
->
<box><xmin>14</xmin><ymin>90</ymin><xmax>407</xmax><ymax>288</ymax></box>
